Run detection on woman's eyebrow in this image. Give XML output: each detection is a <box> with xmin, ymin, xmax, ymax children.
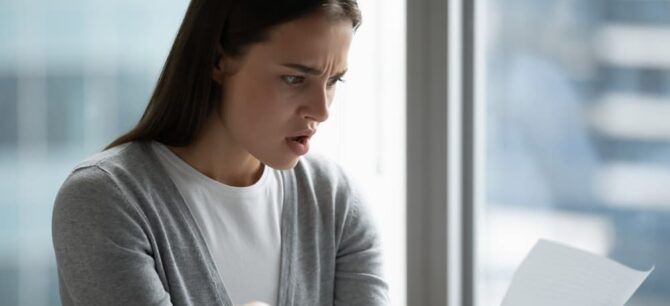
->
<box><xmin>282</xmin><ymin>63</ymin><xmax>321</xmax><ymax>75</ymax></box>
<box><xmin>281</xmin><ymin>63</ymin><xmax>347</xmax><ymax>78</ymax></box>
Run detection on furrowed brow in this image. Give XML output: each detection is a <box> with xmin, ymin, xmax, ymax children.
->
<box><xmin>282</xmin><ymin>63</ymin><xmax>322</xmax><ymax>75</ymax></box>
<box><xmin>282</xmin><ymin>63</ymin><xmax>347</xmax><ymax>78</ymax></box>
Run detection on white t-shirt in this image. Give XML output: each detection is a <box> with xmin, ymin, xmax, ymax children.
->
<box><xmin>151</xmin><ymin>141</ymin><xmax>283</xmax><ymax>306</ymax></box>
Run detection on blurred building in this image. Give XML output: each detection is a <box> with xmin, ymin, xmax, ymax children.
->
<box><xmin>483</xmin><ymin>1</ymin><xmax>670</xmax><ymax>305</ymax></box>
<box><xmin>0</xmin><ymin>1</ymin><xmax>189</xmax><ymax>305</ymax></box>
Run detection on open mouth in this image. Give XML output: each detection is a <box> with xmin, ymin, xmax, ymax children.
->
<box><xmin>288</xmin><ymin>136</ymin><xmax>308</xmax><ymax>144</ymax></box>
<box><xmin>286</xmin><ymin>135</ymin><xmax>311</xmax><ymax>156</ymax></box>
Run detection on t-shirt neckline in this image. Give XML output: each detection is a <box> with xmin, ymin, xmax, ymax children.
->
<box><xmin>151</xmin><ymin>141</ymin><xmax>271</xmax><ymax>197</ymax></box>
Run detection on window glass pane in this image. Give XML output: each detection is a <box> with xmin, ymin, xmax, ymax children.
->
<box><xmin>46</xmin><ymin>73</ymin><xmax>85</xmax><ymax>148</ymax></box>
<box><xmin>1</xmin><ymin>1</ymin><xmax>189</xmax><ymax>305</ymax></box>
<box><xmin>0</xmin><ymin>74</ymin><xmax>18</xmax><ymax>146</ymax></box>
<box><xmin>116</xmin><ymin>72</ymin><xmax>154</xmax><ymax>133</ymax></box>
<box><xmin>480</xmin><ymin>1</ymin><xmax>670</xmax><ymax>305</ymax></box>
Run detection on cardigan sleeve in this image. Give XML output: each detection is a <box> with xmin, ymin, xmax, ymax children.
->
<box><xmin>334</xmin><ymin>194</ymin><xmax>390</xmax><ymax>305</ymax></box>
<box><xmin>52</xmin><ymin>166</ymin><xmax>173</xmax><ymax>306</ymax></box>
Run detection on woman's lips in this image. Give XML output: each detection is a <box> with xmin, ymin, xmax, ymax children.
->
<box><xmin>286</xmin><ymin>136</ymin><xmax>310</xmax><ymax>155</ymax></box>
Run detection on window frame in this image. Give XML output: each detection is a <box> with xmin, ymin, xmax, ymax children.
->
<box><xmin>406</xmin><ymin>0</ymin><xmax>481</xmax><ymax>305</ymax></box>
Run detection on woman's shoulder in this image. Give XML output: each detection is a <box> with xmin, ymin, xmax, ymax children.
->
<box><xmin>53</xmin><ymin>142</ymin><xmax>154</xmax><ymax>224</ymax></box>
<box><xmin>72</xmin><ymin>141</ymin><xmax>152</xmax><ymax>174</ymax></box>
<box><xmin>59</xmin><ymin>141</ymin><xmax>162</xmax><ymax>200</ymax></box>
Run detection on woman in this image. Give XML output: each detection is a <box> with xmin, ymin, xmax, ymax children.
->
<box><xmin>51</xmin><ymin>1</ymin><xmax>389</xmax><ymax>305</ymax></box>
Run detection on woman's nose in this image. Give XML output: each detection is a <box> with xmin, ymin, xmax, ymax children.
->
<box><xmin>302</xmin><ymin>86</ymin><xmax>331</xmax><ymax>123</ymax></box>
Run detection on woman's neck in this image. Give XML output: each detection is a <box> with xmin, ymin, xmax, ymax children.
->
<box><xmin>167</xmin><ymin>118</ymin><xmax>264</xmax><ymax>187</ymax></box>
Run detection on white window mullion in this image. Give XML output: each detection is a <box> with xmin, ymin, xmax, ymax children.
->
<box><xmin>406</xmin><ymin>0</ymin><xmax>449</xmax><ymax>304</ymax></box>
<box><xmin>407</xmin><ymin>0</ymin><xmax>479</xmax><ymax>305</ymax></box>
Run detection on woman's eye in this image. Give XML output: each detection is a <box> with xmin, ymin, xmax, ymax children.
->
<box><xmin>282</xmin><ymin>75</ymin><xmax>305</xmax><ymax>85</ymax></box>
<box><xmin>327</xmin><ymin>77</ymin><xmax>345</xmax><ymax>88</ymax></box>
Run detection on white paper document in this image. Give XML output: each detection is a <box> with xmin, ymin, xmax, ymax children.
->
<box><xmin>501</xmin><ymin>239</ymin><xmax>654</xmax><ymax>306</ymax></box>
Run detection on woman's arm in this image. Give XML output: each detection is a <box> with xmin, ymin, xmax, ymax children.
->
<box><xmin>334</xmin><ymin>197</ymin><xmax>390</xmax><ymax>305</ymax></box>
<box><xmin>52</xmin><ymin>166</ymin><xmax>173</xmax><ymax>306</ymax></box>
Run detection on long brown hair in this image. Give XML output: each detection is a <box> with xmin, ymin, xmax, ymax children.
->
<box><xmin>106</xmin><ymin>0</ymin><xmax>361</xmax><ymax>149</ymax></box>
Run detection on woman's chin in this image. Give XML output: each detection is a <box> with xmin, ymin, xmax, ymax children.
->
<box><xmin>264</xmin><ymin>156</ymin><xmax>301</xmax><ymax>170</ymax></box>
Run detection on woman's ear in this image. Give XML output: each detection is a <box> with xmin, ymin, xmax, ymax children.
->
<box><xmin>212</xmin><ymin>44</ymin><xmax>227</xmax><ymax>85</ymax></box>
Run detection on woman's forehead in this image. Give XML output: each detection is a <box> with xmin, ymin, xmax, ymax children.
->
<box><xmin>256</xmin><ymin>16</ymin><xmax>353</xmax><ymax>67</ymax></box>
<box><xmin>268</xmin><ymin>13</ymin><xmax>351</xmax><ymax>48</ymax></box>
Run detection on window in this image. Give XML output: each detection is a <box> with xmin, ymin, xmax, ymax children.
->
<box><xmin>480</xmin><ymin>0</ymin><xmax>670</xmax><ymax>305</ymax></box>
<box><xmin>1</xmin><ymin>1</ymin><xmax>189</xmax><ymax>305</ymax></box>
<box><xmin>407</xmin><ymin>1</ymin><xmax>670</xmax><ymax>306</ymax></box>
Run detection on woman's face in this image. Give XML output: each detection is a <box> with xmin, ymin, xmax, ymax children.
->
<box><xmin>214</xmin><ymin>12</ymin><xmax>353</xmax><ymax>170</ymax></box>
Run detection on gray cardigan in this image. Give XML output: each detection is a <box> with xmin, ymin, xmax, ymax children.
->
<box><xmin>52</xmin><ymin>141</ymin><xmax>389</xmax><ymax>306</ymax></box>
